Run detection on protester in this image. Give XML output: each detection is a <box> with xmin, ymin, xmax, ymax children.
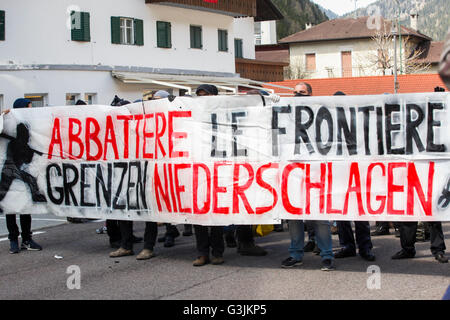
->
<box><xmin>293</xmin><ymin>82</ymin><xmax>312</xmax><ymax>96</ymax></box>
<box><xmin>75</xmin><ymin>99</ymin><xmax>87</xmax><ymax>105</ymax></box>
<box><xmin>190</xmin><ymin>85</ymin><xmax>225</xmax><ymax>266</ymax></box>
<box><xmin>1</xmin><ymin>98</ymin><xmax>43</xmax><ymax>253</ymax></box>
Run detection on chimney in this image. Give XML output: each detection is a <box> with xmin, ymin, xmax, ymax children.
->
<box><xmin>305</xmin><ymin>23</ymin><xmax>312</xmax><ymax>30</ymax></box>
<box><xmin>410</xmin><ymin>13</ymin><xmax>419</xmax><ymax>31</ymax></box>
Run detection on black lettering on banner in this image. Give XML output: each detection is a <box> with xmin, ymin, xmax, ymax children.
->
<box><xmin>231</xmin><ymin>112</ymin><xmax>248</xmax><ymax>157</ymax></box>
<box><xmin>140</xmin><ymin>161</ymin><xmax>149</xmax><ymax>210</ymax></box>
<box><xmin>376</xmin><ymin>106</ymin><xmax>385</xmax><ymax>155</ymax></box>
<box><xmin>127</xmin><ymin>162</ymin><xmax>141</xmax><ymax>210</ymax></box>
<box><xmin>80</xmin><ymin>163</ymin><xmax>96</xmax><ymax>207</ymax></box>
<box><xmin>211</xmin><ymin>113</ymin><xmax>227</xmax><ymax>158</ymax></box>
<box><xmin>96</xmin><ymin>163</ymin><xmax>112</xmax><ymax>208</ymax></box>
<box><xmin>46</xmin><ymin>163</ymin><xmax>63</xmax><ymax>205</ymax></box>
<box><xmin>358</xmin><ymin>106</ymin><xmax>374</xmax><ymax>155</ymax></box>
<box><xmin>113</xmin><ymin>162</ymin><xmax>127</xmax><ymax>210</ymax></box>
<box><xmin>272</xmin><ymin>106</ymin><xmax>291</xmax><ymax>156</ymax></box>
<box><xmin>406</xmin><ymin>104</ymin><xmax>425</xmax><ymax>154</ymax></box>
<box><xmin>385</xmin><ymin>104</ymin><xmax>405</xmax><ymax>155</ymax></box>
<box><xmin>294</xmin><ymin>106</ymin><xmax>315</xmax><ymax>155</ymax></box>
<box><xmin>62</xmin><ymin>163</ymin><xmax>79</xmax><ymax>206</ymax></box>
<box><xmin>336</xmin><ymin>107</ymin><xmax>357</xmax><ymax>155</ymax></box>
<box><xmin>315</xmin><ymin>106</ymin><xmax>334</xmax><ymax>155</ymax></box>
<box><xmin>427</xmin><ymin>102</ymin><xmax>446</xmax><ymax>152</ymax></box>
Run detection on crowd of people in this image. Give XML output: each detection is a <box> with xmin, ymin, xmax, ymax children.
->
<box><xmin>1</xmin><ymin>82</ymin><xmax>448</xmax><ymax>271</ymax></box>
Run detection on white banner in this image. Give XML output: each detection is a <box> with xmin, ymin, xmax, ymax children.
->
<box><xmin>1</xmin><ymin>93</ymin><xmax>450</xmax><ymax>225</ymax></box>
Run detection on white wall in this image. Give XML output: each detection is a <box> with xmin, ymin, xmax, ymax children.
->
<box><xmin>233</xmin><ymin>17</ymin><xmax>256</xmax><ymax>59</ymax></box>
<box><xmin>0</xmin><ymin>0</ymin><xmax>238</xmax><ymax>73</ymax></box>
<box><xmin>260</xmin><ymin>21</ymin><xmax>277</xmax><ymax>45</ymax></box>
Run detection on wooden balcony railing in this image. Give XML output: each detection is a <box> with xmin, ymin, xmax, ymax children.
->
<box><xmin>235</xmin><ymin>58</ymin><xmax>288</xmax><ymax>82</ymax></box>
<box><xmin>145</xmin><ymin>0</ymin><xmax>257</xmax><ymax>17</ymax></box>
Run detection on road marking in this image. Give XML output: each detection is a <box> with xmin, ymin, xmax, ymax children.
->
<box><xmin>0</xmin><ymin>231</ymin><xmax>46</xmax><ymax>242</ymax></box>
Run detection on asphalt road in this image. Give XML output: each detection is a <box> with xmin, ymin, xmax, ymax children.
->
<box><xmin>0</xmin><ymin>220</ymin><xmax>449</xmax><ymax>300</ymax></box>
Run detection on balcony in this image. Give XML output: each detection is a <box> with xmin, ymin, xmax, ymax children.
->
<box><xmin>145</xmin><ymin>0</ymin><xmax>257</xmax><ymax>17</ymax></box>
<box><xmin>236</xmin><ymin>58</ymin><xmax>288</xmax><ymax>82</ymax></box>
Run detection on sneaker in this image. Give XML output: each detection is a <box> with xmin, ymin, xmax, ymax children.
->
<box><xmin>136</xmin><ymin>249</ymin><xmax>155</xmax><ymax>260</ymax></box>
<box><xmin>9</xmin><ymin>240</ymin><xmax>19</xmax><ymax>254</ymax></box>
<box><xmin>164</xmin><ymin>236</ymin><xmax>175</xmax><ymax>248</ymax></box>
<box><xmin>334</xmin><ymin>248</ymin><xmax>356</xmax><ymax>259</ymax></box>
<box><xmin>211</xmin><ymin>256</ymin><xmax>225</xmax><ymax>265</ymax></box>
<box><xmin>21</xmin><ymin>239</ymin><xmax>42</xmax><ymax>251</ymax></box>
<box><xmin>109</xmin><ymin>247</ymin><xmax>134</xmax><ymax>258</ymax></box>
<box><xmin>193</xmin><ymin>256</ymin><xmax>210</xmax><ymax>267</ymax></box>
<box><xmin>281</xmin><ymin>257</ymin><xmax>303</xmax><ymax>268</ymax></box>
<box><xmin>394</xmin><ymin>228</ymin><xmax>400</xmax><ymax>238</ymax></box>
<box><xmin>434</xmin><ymin>252</ymin><xmax>448</xmax><ymax>263</ymax></box>
<box><xmin>360</xmin><ymin>250</ymin><xmax>376</xmax><ymax>261</ymax></box>
<box><xmin>303</xmin><ymin>240</ymin><xmax>315</xmax><ymax>252</ymax></box>
<box><xmin>321</xmin><ymin>259</ymin><xmax>335</xmax><ymax>271</ymax></box>
<box><xmin>391</xmin><ymin>249</ymin><xmax>415</xmax><ymax>260</ymax></box>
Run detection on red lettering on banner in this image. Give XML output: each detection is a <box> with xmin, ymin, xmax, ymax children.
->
<box><xmin>366</xmin><ymin>163</ymin><xmax>386</xmax><ymax>214</ymax></box>
<box><xmin>155</xmin><ymin>113</ymin><xmax>167</xmax><ymax>159</ymax></box>
<box><xmin>168</xmin><ymin>111</ymin><xmax>191</xmax><ymax>158</ymax></box>
<box><xmin>255</xmin><ymin>163</ymin><xmax>279</xmax><ymax>214</ymax></box>
<box><xmin>48</xmin><ymin>118</ymin><xmax>65</xmax><ymax>159</ymax></box>
<box><xmin>143</xmin><ymin>114</ymin><xmax>154</xmax><ymax>159</ymax></box>
<box><xmin>387</xmin><ymin>162</ymin><xmax>406</xmax><ymax>215</ymax></box>
<box><xmin>232</xmin><ymin>163</ymin><xmax>255</xmax><ymax>214</ymax></box>
<box><xmin>134</xmin><ymin>114</ymin><xmax>144</xmax><ymax>159</ymax></box>
<box><xmin>154</xmin><ymin>163</ymin><xmax>172</xmax><ymax>212</ymax></box>
<box><xmin>326</xmin><ymin>162</ymin><xmax>342</xmax><ymax>214</ymax></box>
<box><xmin>68</xmin><ymin>118</ymin><xmax>84</xmax><ymax>160</ymax></box>
<box><xmin>281</xmin><ymin>163</ymin><xmax>304</xmax><ymax>215</ymax></box>
<box><xmin>103</xmin><ymin>116</ymin><xmax>119</xmax><ymax>160</ymax></box>
<box><xmin>407</xmin><ymin>162</ymin><xmax>434</xmax><ymax>216</ymax></box>
<box><xmin>343</xmin><ymin>162</ymin><xmax>365</xmax><ymax>215</ymax></box>
<box><xmin>174</xmin><ymin>164</ymin><xmax>192</xmax><ymax>213</ymax></box>
<box><xmin>86</xmin><ymin>117</ymin><xmax>102</xmax><ymax>161</ymax></box>
<box><xmin>168</xmin><ymin>164</ymin><xmax>178</xmax><ymax>212</ymax></box>
<box><xmin>117</xmin><ymin>115</ymin><xmax>132</xmax><ymax>159</ymax></box>
<box><xmin>193</xmin><ymin>163</ymin><xmax>211</xmax><ymax>214</ymax></box>
<box><xmin>213</xmin><ymin>162</ymin><xmax>231</xmax><ymax>214</ymax></box>
<box><xmin>305</xmin><ymin>163</ymin><xmax>326</xmax><ymax>214</ymax></box>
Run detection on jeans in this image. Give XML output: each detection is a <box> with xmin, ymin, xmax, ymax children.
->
<box><xmin>337</xmin><ymin>221</ymin><xmax>372</xmax><ymax>254</ymax></box>
<box><xmin>288</xmin><ymin>220</ymin><xmax>333</xmax><ymax>261</ymax></box>
<box><xmin>6</xmin><ymin>214</ymin><xmax>32</xmax><ymax>241</ymax></box>
<box><xmin>106</xmin><ymin>220</ymin><xmax>121</xmax><ymax>244</ymax></box>
<box><xmin>119</xmin><ymin>221</ymin><xmax>157</xmax><ymax>250</ymax></box>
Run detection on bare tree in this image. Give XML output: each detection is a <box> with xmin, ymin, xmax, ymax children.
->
<box><xmin>287</xmin><ymin>57</ymin><xmax>309</xmax><ymax>80</ymax></box>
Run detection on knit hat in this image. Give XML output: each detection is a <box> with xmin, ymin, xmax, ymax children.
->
<box><xmin>13</xmin><ymin>98</ymin><xmax>31</xmax><ymax>109</ymax></box>
<box><xmin>154</xmin><ymin>90</ymin><xmax>170</xmax><ymax>99</ymax></box>
<box><xmin>196</xmin><ymin>84</ymin><xmax>218</xmax><ymax>96</ymax></box>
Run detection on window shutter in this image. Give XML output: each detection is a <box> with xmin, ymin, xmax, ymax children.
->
<box><xmin>0</xmin><ymin>10</ymin><xmax>5</xmax><ymax>41</ymax></box>
<box><xmin>111</xmin><ymin>16</ymin><xmax>121</xmax><ymax>44</ymax></box>
<box><xmin>82</xmin><ymin>12</ymin><xmax>90</xmax><ymax>42</ymax></box>
<box><xmin>224</xmin><ymin>30</ymin><xmax>228</xmax><ymax>51</ymax></box>
<box><xmin>190</xmin><ymin>26</ymin><xmax>202</xmax><ymax>49</ymax></box>
<box><xmin>71</xmin><ymin>11</ymin><xmax>82</xmax><ymax>41</ymax></box>
<box><xmin>134</xmin><ymin>19</ymin><xmax>144</xmax><ymax>46</ymax></box>
<box><xmin>219</xmin><ymin>29</ymin><xmax>228</xmax><ymax>52</ymax></box>
<box><xmin>190</xmin><ymin>25</ymin><xmax>195</xmax><ymax>48</ymax></box>
<box><xmin>235</xmin><ymin>39</ymin><xmax>243</xmax><ymax>58</ymax></box>
<box><xmin>157</xmin><ymin>21</ymin><xmax>171</xmax><ymax>48</ymax></box>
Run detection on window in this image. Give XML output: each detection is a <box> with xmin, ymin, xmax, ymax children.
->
<box><xmin>234</xmin><ymin>39</ymin><xmax>243</xmax><ymax>58</ymax></box>
<box><xmin>218</xmin><ymin>29</ymin><xmax>228</xmax><ymax>52</ymax></box>
<box><xmin>85</xmin><ymin>93</ymin><xmax>97</xmax><ymax>105</ymax></box>
<box><xmin>25</xmin><ymin>94</ymin><xmax>47</xmax><ymax>108</ymax></box>
<box><xmin>305</xmin><ymin>53</ymin><xmax>316</xmax><ymax>72</ymax></box>
<box><xmin>190</xmin><ymin>25</ymin><xmax>202</xmax><ymax>49</ymax></box>
<box><xmin>66</xmin><ymin>93</ymin><xmax>80</xmax><ymax>105</ymax></box>
<box><xmin>0</xmin><ymin>10</ymin><xmax>5</xmax><ymax>41</ymax></box>
<box><xmin>111</xmin><ymin>17</ymin><xmax>144</xmax><ymax>46</ymax></box>
<box><xmin>71</xmin><ymin>11</ymin><xmax>90</xmax><ymax>42</ymax></box>
<box><xmin>341</xmin><ymin>51</ymin><xmax>352</xmax><ymax>77</ymax></box>
<box><xmin>157</xmin><ymin>21</ymin><xmax>171</xmax><ymax>48</ymax></box>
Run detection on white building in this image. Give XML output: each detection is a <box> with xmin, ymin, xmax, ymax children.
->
<box><xmin>0</xmin><ymin>0</ymin><xmax>284</xmax><ymax>109</ymax></box>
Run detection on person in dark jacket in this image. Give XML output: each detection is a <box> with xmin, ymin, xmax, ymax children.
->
<box><xmin>0</xmin><ymin>98</ymin><xmax>46</xmax><ymax>253</ymax></box>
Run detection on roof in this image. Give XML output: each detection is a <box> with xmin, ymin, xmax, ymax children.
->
<box><xmin>255</xmin><ymin>49</ymin><xmax>290</xmax><ymax>64</ymax></box>
<box><xmin>279</xmin><ymin>16</ymin><xmax>432</xmax><ymax>44</ymax></box>
<box><xmin>255</xmin><ymin>0</ymin><xmax>284</xmax><ymax>22</ymax></box>
<box><xmin>264</xmin><ymin>74</ymin><xmax>447</xmax><ymax>96</ymax></box>
<box><xmin>416</xmin><ymin>41</ymin><xmax>444</xmax><ymax>64</ymax></box>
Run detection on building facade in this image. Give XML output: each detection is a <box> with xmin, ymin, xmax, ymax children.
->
<box><xmin>0</xmin><ymin>0</ymin><xmax>282</xmax><ymax>109</ymax></box>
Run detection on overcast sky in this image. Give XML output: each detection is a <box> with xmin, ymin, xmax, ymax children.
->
<box><xmin>311</xmin><ymin>0</ymin><xmax>378</xmax><ymax>16</ymax></box>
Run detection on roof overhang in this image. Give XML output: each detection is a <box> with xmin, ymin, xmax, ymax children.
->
<box><xmin>112</xmin><ymin>71</ymin><xmax>293</xmax><ymax>94</ymax></box>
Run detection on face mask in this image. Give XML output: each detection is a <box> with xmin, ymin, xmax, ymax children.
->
<box><xmin>295</xmin><ymin>92</ymin><xmax>309</xmax><ymax>97</ymax></box>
